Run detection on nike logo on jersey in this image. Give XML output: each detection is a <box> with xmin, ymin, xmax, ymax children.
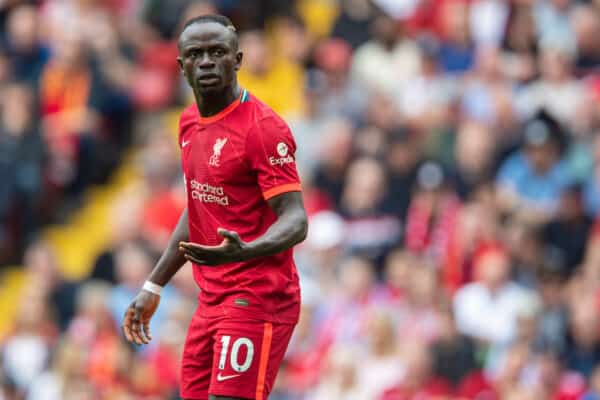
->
<box><xmin>182</xmin><ymin>140</ymin><xmax>190</xmax><ymax>148</ymax></box>
<box><xmin>216</xmin><ymin>373</ymin><xmax>240</xmax><ymax>382</ymax></box>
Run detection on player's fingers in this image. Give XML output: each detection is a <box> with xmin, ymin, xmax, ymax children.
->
<box><xmin>122</xmin><ymin>308</ymin><xmax>134</xmax><ymax>342</ymax></box>
<box><xmin>131</xmin><ymin>319</ymin><xmax>145</xmax><ymax>345</ymax></box>
<box><xmin>218</xmin><ymin>228</ymin><xmax>241</xmax><ymax>243</ymax></box>
<box><xmin>132</xmin><ymin>307</ymin><xmax>148</xmax><ymax>345</ymax></box>
<box><xmin>143</xmin><ymin>322</ymin><xmax>152</xmax><ymax>342</ymax></box>
<box><xmin>184</xmin><ymin>253</ymin><xmax>208</xmax><ymax>265</ymax></box>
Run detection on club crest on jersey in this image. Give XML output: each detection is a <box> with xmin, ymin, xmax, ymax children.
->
<box><xmin>209</xmin><ymin>137</ymin><xmax>228</xmax><ymax>166</ymax></box>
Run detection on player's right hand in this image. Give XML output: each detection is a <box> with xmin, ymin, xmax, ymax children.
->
<box><xmin>122</xmin><ymin>290</ymin><xmax>160</xmax><ymax>345</ymax></box>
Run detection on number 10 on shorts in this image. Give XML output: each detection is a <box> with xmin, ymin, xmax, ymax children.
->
<box><xmin>219</xmin><ymin>336</ymin><xmax>255</xmax><ymax>372</ymax></box>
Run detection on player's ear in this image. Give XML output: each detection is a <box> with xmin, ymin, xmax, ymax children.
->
<box><xmin>177</xmin><ymin>57</ymin><xmax>185</xmax><ymax>75</ymax></box>
<box><xmin>234</xmin><ymin>51</ymin><xmax>243</xmax><ymax>71</ymax></box>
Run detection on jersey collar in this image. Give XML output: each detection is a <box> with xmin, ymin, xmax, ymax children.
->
<box><xmin>197</xmin><ymin>89</ymin><xmax>248</xmax><ymax>124</ymax></box>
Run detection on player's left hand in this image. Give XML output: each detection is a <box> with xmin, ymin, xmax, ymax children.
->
<box><xmin>178</xmin><ymin>228</ymin><xmax>248</xmax><ymax>266</ymax></box>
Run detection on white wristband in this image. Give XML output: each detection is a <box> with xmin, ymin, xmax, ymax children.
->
<box><xmin>142</xmin><ymin>281</ymin><xmax>163</xmax><ymax>296</ymax></box>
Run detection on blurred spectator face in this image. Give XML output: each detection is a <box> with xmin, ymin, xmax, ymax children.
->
<box><xmin>441</xmin><ymin>1</ymin><xmax>470</xmax><ymax>45</ymax></box>
<box><xmin>51</xmin><ymin>28</ymin><xmax>85</xmax><ymax>68</ymax></box>
<box><xmin>366</xmin><ymin>311</ymin><xmax>396</xmax><ymax>355</ymax></box>
<box><xmin>455</xmin><ymin>121</ymin><xmax>494</xmax><ymax>175</ymax></box>
<box><xmin>572</xmin><ymin>6</ymin><xmax>600</xmax><ymax>56</ymax></box>
<box><xmin>75</xmin><ymin>281</ymin><xmax>112</xmax><ymax>321</ymax></box>
<box><xmin>110</xmin><ymin>189</ymin><xmax>144</xmax><ymax>244</ymax></box>
<box><xmin>539</xmin><ymin>48</ymin><xmax>572</xmax><ymax>82</ymax></box>
<box><xmin>239</xmin><ymin>31</ymin><xmax>269</xmax><ymax>75</ymax></box>
<box><xmin>387</xmin><ymin>134</ymin><xmax>419</xmax><ymax>174</ymax></box>
<box><xmin>326</xmin><ymin>345</ymin><xmax>359</xmax><ymax>389</ymax></box>
<box><xmin>505</xmin><ymin>6</ymin><xmax>537</xmax><ymax>53</ymax></box>
<box><xmin>339</xmin><ymin>257</ymin><xmax>375</xmax><ymax>300</ymax></box>
<box><xmin>273</xmin><ymin>16</ymin><xmax>309</xmax><ymax>64</ymax></box>
<box><xmin>115</xmin><ymin>244</ymin><xmax>152</xmax><ymax>288</ymax></box>
<box><xmin>370</xmin><ymin>15</ymin><xmax>398</xmax><ymax>48</ymax></box>
<box><xmin>557</xmin><ymin>186</ymin><xmax>584</xmax><ymax>220</ymax></box>
<box><xmin>342</xmin><ymin>158</ymin><xmax>386</xmax><ymax>214</ymax></box>
<box><xmin>319</xmin><ymin>118</ymin><xmax>353</xmax><ymax>171</ymax></box>
<box><xmin>475</xmin><ymin>249</ymin><xmax>510</xmax><ymax>290</ymax></box>
<box><xmin>7</xmin><ymin>5</ymin><xmax>39</xmax><ymax>52</ymax></box>
<box><xmin>383</xmin><ymin>250</ymin><xmax>414</xmax><ymax>294</ymax></box>
<box><xmin>24</xmin><ymin>240</ymin><xmax>60</xmax><ymax>289</ymax></box>
<box><xmin>523</xmin><ymin>121</ymin><xmax>560</xmax><ymax>174</ymax></box>
<box><xmin>569</xmin><ymin>295</ymin><xmax>599</xmax><ymax>347</ymax></box>
<box><xmin>408</xmin><ymin>265</ymin><xmax>439</xmax><ymax>307</ymax></box>
<box><xmin>474</xmin><ymin>46</ymin><xmax>502</xmax><ymax>81</ymax></box>
<box><xmin>139</xmin><ymin>128</ymin><xmax>180</xmax><ymax>191</ymax></box>
<box><xmin>179</xmin><ymin>1</ymin><xmax>218</xmax><ymax>28</ymax></box>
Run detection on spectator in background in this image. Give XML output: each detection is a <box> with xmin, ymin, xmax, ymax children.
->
<box><xmin>563</xmin><ymin>294</ymin><xmax>600</xmax><ymax>378</ymax></box>
<box><xmin>237</xmin><ymin>30</ymin><xmax>305</xmax><ymax>118</ymax></box>
<box><xmin>543</xmin><ymin>183</ymin><xmax>593</xmax><ymax>277</ymax></box>
<box><xmin>405</xmin><ymin>161</ymin><xmax>460</xmax><ymax>264</ymax></box>
<box><xmin>572</xmin><ymin>5</ymin><xmax>600</xmax><ymax>74</ymax></box>
<box><xmin>501</xmin><ymin>3</ymin><xmax>539</xmax><ymax>84</ymax></box>
<box><xmin>515</xmin><ymin>40</ymin><xmax>584</xmax><ymax>128</ymax></box>
<box><xmin>340</xmin><ymin>157</ymin><xmax>401</xmax><ymax>265</ymax></box>
<box><xmin>351</xmin><ymin>13</ymin><xmax>421</xmax><ymax>96</ymax></box>
<box><xmin>430</xmin><ymin>307</ymin><xmax>478</xmax><ymax>389</ymax></box>
<box><xmin>437</xmin><ymin>0</ymin><xmax>474</xmax><ymax>74</ymax></box>
<box><xmin>497</xmin><ymin>111</ymin><xmax>572</xmax><ymax>224</ymax></box>
<box><xmin>27</xmin><ymin>340</ymin><xmax>89</xmax><ymax>400</ymax></box>
<box><xmin>380</xmin><ymin>342</ymin><xmax>453</xmax><ymax>399</ymax></box>
<box><xmin>330</xmin><ymin>0</ymin><xmax>376</xmax><ymax>49</ymax></box>
<box><xmin>453</xmin><ymin>244</ymin><xmax>538</xmax><ymax>345</ymax></box>
<box><xmin>2</xmin><ymin>289</ymin><xmax>55</xmax><ymax>392</ymax></box>
<box><xmin>0</xmin><ymin>83</ymin><xmax>43</xmax><ymax>263</ymax></box>
<box><xmin>357</xmin><ymin>310</ymin><xmax>405</xmax><ymax>399</ymax></box>
<box><xmin>308</xmin><ymin>345</ymin><xmax>364</xmax><ymax>400</ymax></box>
<box><xmin>450</xmin><ymin>121</ymin><xmax>497</xmax><ymax>199</ymax></box>
<box><xmin>3</xmin><ymin>4</ymin><xmax>49</xmax><ymax>85</ymax></box>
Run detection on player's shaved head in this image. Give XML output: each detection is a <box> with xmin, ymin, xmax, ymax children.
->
<box><xmin>178</xmin><ymin>14</ymin><xmax>239</xmax><ymax>51</ymax></box>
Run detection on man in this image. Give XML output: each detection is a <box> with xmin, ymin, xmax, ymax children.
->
<box><xmin>122</xmin><ymin>15</ymin><xmax>308</xmax><ymax>400</ymax></box>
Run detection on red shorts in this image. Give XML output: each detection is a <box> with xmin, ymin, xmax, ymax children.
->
<box><xmin>180</xmin><ymin>312</ymin><xmax>296</xmax><ymax>400</ymax></box>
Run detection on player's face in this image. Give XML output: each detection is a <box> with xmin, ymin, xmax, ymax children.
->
<box><xmin>178</xmin><ymin>22</ymin><xmax>242</xmax><ymax>95</ymax></box>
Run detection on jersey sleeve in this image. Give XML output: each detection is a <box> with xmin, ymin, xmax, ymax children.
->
<box><xmin>246</xmin><ymin>116</ymin><xmax>302</xmax><ymax>200</ymax></box>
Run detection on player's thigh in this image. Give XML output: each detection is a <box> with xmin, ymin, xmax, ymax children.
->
<box><xmin>181</xmin><ymin>314</ymin><xmax>215</xmax><ymax>400</ymax></box>
<box><xmin>208</xmin><ymin>320</ymin><xmax>295</xmax><ymax>400</ymax></box>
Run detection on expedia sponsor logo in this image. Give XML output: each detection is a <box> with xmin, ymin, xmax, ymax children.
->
<box><xmin>269</xmin><ymin>154</ymin><xmax>295</xmax><ymax>166</ymax></box>
<box><xmin>190</xmin><ymin>179</ymin><xmax>229</xmax><ymax>206</ymax></box>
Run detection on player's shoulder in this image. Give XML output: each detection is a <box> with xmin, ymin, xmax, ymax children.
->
<box><xmin>241</xmin><ymin>92</ymin><xmax>291</xmax><ymax>134</ymax></box>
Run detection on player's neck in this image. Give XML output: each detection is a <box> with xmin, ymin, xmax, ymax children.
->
<box><xmin>195</xmin><ymin>85</ymin><xmax>241</xmax><ymax>118</ymax></box>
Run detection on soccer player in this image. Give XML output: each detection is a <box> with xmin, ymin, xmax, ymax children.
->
<box><xmin>122</xmin><ymin>15</ymin><xmax>308</xmax><ymax>400</ymax></box>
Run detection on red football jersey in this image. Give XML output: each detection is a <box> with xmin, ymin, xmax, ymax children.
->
<box><xmin>178</xmin><ymin>89</ymin><xmax>302</xmax><ymax>324</ymax></box>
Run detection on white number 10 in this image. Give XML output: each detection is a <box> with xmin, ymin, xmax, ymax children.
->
<box><xmin>219</xmin><ymin>336</ymin><xmax>254</xmax><ymax>372</ymax></box>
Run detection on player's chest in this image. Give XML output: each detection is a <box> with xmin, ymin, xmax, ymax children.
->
<box><xmin>181</xmin><ymin>125</ymin><xmax>249</xmax><ymax>183</ymax></box>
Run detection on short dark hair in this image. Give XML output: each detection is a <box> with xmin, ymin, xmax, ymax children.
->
<box><xmin>179</xmin><ymin>14</ymin><xmax>238</xmax><ymax>50</ymax></box>
<box><xmin>181</xmin><ymin>14</ymin><xmax>237</xmax><ymax>35</ymax></box>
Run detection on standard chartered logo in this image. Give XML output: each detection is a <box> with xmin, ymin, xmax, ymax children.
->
<box><xmin>190</xmin><ymin>179</ymin><xmax>229</xmax><ymax>206</ymax></box>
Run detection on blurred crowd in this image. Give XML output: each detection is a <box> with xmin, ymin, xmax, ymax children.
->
<box><xmin>5</xmin><ymin>0</ymin><xmax>600</xmax><ymax>399</ymax></box>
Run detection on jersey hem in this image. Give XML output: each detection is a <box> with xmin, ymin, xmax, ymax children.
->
<box><xmin>262</xmin><ymin>183</ymin><xmax>302</xmax><ymax>200</ymax></box>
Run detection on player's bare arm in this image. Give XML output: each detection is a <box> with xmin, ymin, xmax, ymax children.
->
<box><xmin>179</xmin><ymin>191</ymin><xmax>307</xmax><ymax>265</ymax></box>
<box><xmin>122</xmin><ymin>208</ymin><xmax>189</xmax><ymax>345</ymax></box>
